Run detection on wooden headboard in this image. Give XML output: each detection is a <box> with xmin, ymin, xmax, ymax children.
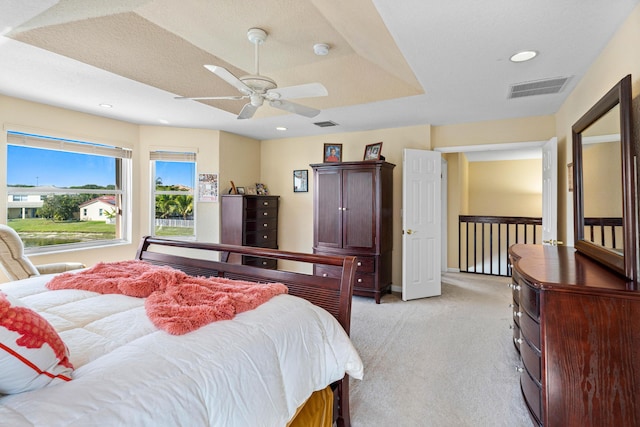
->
<box><xmin>134</xmin><ymin>236</ymin><xmax>357</xmax><ymax>335</ymax></box>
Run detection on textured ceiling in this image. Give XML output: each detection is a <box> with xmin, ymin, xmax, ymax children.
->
<box><xmin>1</xmin><ymin>0</ymin><xmax>638</xmax><ymax>142</ymax></box>
<box><xmin>8</xmin><ymin>0</ymin><xmax>421</xmax><ymax>118</ymax></box>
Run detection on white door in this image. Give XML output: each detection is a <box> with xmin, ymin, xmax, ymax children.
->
<box><xmin>541</xmin><ymin>137</ymin><xmax>558</xmax><ymax>245</ymax></box>
<box><xmin>402</xmin><ymin>149</ymin><xmax>441</xmax><ymax>300</ymax></box>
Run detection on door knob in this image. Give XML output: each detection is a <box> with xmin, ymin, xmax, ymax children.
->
<box><xmin>406</xmin><ymin>229</ymin><xmax>413</xmax><ymax>235</ymax></box>
<box><xmin>542</xmin><ymin>239</ymin><xmax>564</xmax><ymax>246</ymax></box>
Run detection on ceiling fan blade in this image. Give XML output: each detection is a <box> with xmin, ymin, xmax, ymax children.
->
<box><xmin>204</xmin><ymin>65</ymin><xmax>253</xmax><ymax>95</ymax></box>
<box><xmin>269</xmin><ymin>99</ymin><xmax>321</xmax><ymax>118</ymax></box>
<box><xmin>267</xmin><ymin>83</ymin><xmax>328</xmax><ymax>100</ymax></box>
<box><xmin>174</xmin><ymin>95</ymin><xmax>247</xmax><ymax>101</ymax></box>
<box><xmin>238</xmin><ymin>103</ymin><xmax>259</xmax><ymax>120</ymax></box>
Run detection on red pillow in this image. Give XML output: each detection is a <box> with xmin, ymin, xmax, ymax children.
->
<box><xmin>0</xmin><ymin>292</ymin><xmax>73</xmax><ymax>394</ymax></box>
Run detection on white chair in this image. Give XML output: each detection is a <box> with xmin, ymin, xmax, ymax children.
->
<box><xmin>0</xmin><ymin>224</ymin><xmax>85</xmax><ymax>281</ymax></box>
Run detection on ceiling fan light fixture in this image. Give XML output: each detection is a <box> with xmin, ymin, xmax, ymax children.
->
<box><xmin>510</xmin><ymin>50</ymin><xmax>538</xmax><ymax>63</ymax></box>
<box><xmin>313</xmin><ymin>43</ymin><xmax>330</xmax><ymax>56</ymax></box>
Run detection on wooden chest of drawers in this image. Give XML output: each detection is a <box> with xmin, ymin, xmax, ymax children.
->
<box><xmin>509</xmin><ymin>244</ymin><xmax>640</xmax><ymax>427</ymax></box>
<box><xmin>221</xmin><ymin>195</ymin><xmax>279</xmax><ymax>269</ymax></box>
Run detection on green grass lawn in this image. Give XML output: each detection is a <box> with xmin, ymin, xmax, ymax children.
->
<box><xmin>9</xmin><ymin>218</ymin><xmax>115</xmax><ymax>233</ymax></box>
<box><xmin>8</xmin><ymin>219</ymin><xmax>193</xmax><ymax>247</ymax></box>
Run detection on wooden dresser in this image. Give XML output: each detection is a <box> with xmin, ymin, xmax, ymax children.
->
<box><xmin>221</xmin><ymin>195</ymin><xmax>279</xmax><ymax>269</ymax></box>
<box><xmin>311</xmin><ymin>161</ymin><xmax>395</xmax><ymax>303</ymax></box>
<box><xmin>509</xmin><ymin>243</ymin><xmax>640</xmax><ymax>427</ymax></box>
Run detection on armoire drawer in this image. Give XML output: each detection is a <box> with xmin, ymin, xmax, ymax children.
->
<box><xmin>244</xmin><ymin>218</ymin><xmax>277</xmax><ymax>232</ymax></box>
<box><xmin>243</xmin><ymin>256</ymin><xmax>277</xmax><ymax>269</ymax></box>
<box><xmin>246</xmin><ymin>208</ymin><xmax>278</xmax><ymax>220</ymax></box>
<box><xmin>244</xmin><ymin>197</ymin><xmax>277</xmax><ymax>209</ymax></box>
<box><xmin>244</xmin><ymin>230</ymin><xmax>277</xmax><ymax>246</ymax></box>
<box><xmin>355</xmin><ymin>256</ymin><xmax>375</xmax><ymax>273</ymax></box>
<box><xmin>315</xmin><ymin>265</ymin><xmax>341</xmax><ymax>278</ymax></box>
<box><xmin>354</xmin><ymin>273</ymin><xmax>374</xmax><ymax>290</ymax></box>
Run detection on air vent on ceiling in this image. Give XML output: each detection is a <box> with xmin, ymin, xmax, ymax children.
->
<box><xmin>313</xmin><ymin>120</ymin><xmax>339</xmax><ymax>128</ymax></box>
<box><xmin>508</xmin><ymin>77</ymin><xmax>571</xmax><ymax>99</ymax></box>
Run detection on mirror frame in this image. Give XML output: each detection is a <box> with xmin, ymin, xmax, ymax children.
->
<box><xmin>572</xmin><ymin>74</ymin><xmax>636</xmax><ymax>280</ymax></box>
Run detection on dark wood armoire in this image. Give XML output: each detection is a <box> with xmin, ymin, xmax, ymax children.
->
<box><xmin>311</xmin><ymin>161</ymin><xmax>395</xmax><ymax>303</ymax></box>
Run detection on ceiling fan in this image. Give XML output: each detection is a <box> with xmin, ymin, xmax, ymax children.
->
<box><xmin>176</xmin><ymin>28</ymin><xmax>328</xmax><ymax>119</ymax></box>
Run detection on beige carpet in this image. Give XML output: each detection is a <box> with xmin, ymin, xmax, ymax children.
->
<box><xmin>348</xmin><ymin>272</ymin><xmax>532</xmax><ymax>427</ymax></box>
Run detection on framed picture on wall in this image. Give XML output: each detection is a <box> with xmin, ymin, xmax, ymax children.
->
<box><xmin>293</xmin><ymin>170</ymin><xmax>308</xmax><ymax>192</ymax></box>
<box><xmin>323</xmin><ymin>144</ymin><xmax>342</xmax><ymax>162</ymax></box>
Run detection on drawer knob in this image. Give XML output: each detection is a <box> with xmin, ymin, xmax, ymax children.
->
<box><xmin>514</xmin><ymin>338</ymin><xmax>523</xmax><ymax>344</ymax></box>
<box><xmin>263</xmin><ymin>212</ymin><xmax>268</xmax><ymax>216</ymax></box>
<box><xmin>262</xmin><ymin>261</ymin><xmax>267</xmax><ymax>265</ymax></box>
<box><xmin>357</xmin><ymin>261</ymin><xmax>362</xmax><ymax>267</ymax></box>
<box><xmin>263</xmin><ymin>202</ymin><xmax>269</xmax><ymax>206</ymax></box>
<box><xmin>514</xmin><ymin>311</ymin><xmax>523</xmax><ymax>318</ymax></box>
<box><xmin>263</xmin><ymin>235</ymin><xmax>268</xmax><ymax>239</ymax></box>
<box><xmin>515</xmin><ymin>366</ymin><xmax>524</xmax><ymax>373</ymax></box>
<box><xmin>508</xmin><ymin>283</ymin><xmax>521</xmax><ymax>291</ymax></box>
<box><xmin>263</xmin><ymin>223</ymin><xmax>268</xmax><ymax>227</ymax></box>
<box><xmin>322</xmin><ymin>273</ymin><xmax>328</xmax><ymax>277</ymax></box>
<box><xmin>357</xmin><ymin>278</ymin><xmax>362</xmax><ymax>283</ymax></box>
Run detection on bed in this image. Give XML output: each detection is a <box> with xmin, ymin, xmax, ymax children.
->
<box><xmin>0</xmin><ymin>236</ymin><xmax>363</xmax><ymax>427</ymax></box>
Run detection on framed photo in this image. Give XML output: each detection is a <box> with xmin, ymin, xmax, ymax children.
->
<box><xmin>293</xmin><ymin>170</ymin><xmax>308</xmax><ymax>192</ymax></box>
<box><xmin>236</xmin><ymin>186</ymin><xmax>245</xmax><ymax>195</ymax></box>
<box><xmin>363</xmin><ymin>142</ymin><xmax>383</xmax><ymax>161</ymax></box>
<box><xmin>323</xmin><ymin>144</ymin><xmax>342</xmax><ymax>163</ymax></box>
<box><xmin>246</xmin><ymin>186</ymin><xmax>257</xmax><ymax>195</ymax></box>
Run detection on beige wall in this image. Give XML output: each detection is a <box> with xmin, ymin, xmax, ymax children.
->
<box><xmin>138</xmin><ymin>125</ymin><xmax>222</xmax><ymax>243</ymax></box>
<box><xmin>260</xmin><ymin>125</ymin><xmax>430</xmax><ymax>281</ymax></box>
<box><xmin>433</xmin><ymin>116</ymin><xmax>554</xmax><ymax>269</ymax></box>
<box><xmin>555</xmin><ymin>3</ymin><xmax>640</xmax><ymax>244</ymax></box>
<box><xmin>0</xmin><ymin>96</ymin><xmax>140</xmax><ymax>274</ymax></box>
<box><xmin>0</xmin><ymin>97</ymin><xmax>230</xmax><ymax>282</ymax></box>
<box><xmin>468</xmin><ymin>159</ymin><xmax>542</xmax><ymax>216</ymax></box>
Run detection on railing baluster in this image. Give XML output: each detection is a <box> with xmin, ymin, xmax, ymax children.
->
<box><xmin>458</xmin><ymin>215</ymin><xmax>542</xmax><ymax>277</ymax></box>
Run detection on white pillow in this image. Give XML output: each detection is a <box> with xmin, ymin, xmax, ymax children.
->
<box><xmin>0</xmin><ymin>292</ymin><xmax>73</xmax><ymax>394</ymax></box>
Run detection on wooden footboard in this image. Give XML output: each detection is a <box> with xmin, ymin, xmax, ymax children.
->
<box><xmin>134</xmin><ymin>236</ymin><xmax>357</xmax><ymax>427</ymax></box>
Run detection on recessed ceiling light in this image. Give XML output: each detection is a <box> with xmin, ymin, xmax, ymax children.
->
<box><xmin>510</xmin><ymin>51</ymin><xmax>538</xmax><ymax>63</ymax></box>
<box><xmin>99</xmin><ymin>103</ymin><xmax>113</xmax><ymax>108</ymax></box>
<box><xmin>276</xmin><ymin>126</ymin><xmax>287</xmax><ymax>131</ymax></box>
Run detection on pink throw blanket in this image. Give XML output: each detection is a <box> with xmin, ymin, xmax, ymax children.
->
<box><xmin>46</xmin><ymin>260</ymin><xmax>288</xmax><ymax>335</ymax></box>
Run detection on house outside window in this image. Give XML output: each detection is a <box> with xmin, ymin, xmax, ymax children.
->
<box><xmin>6</xmin><ymin>131</ymin><xmax>132</xmax><ymax>251</ymax></box>
<box><xmin>150</xmin><ymin>151</ymin><xmax>196</xmax><ymax>239</ymax></box>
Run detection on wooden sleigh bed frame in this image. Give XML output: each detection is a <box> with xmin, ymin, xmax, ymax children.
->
<box><xmin>134</xmin><ymin>236</ymin><xmax>358</xmax><ymax>427</ymax></box>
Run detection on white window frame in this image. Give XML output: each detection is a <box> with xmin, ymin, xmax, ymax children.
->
<box><xmin>7</xmin><ymin>131</ymin><xmax>132</xmax><ymax>253</ymax></box>
<box><xmin>150</xmin><ymin>151</ymin><xmax>196</xmax><ymax>240</ymax></box>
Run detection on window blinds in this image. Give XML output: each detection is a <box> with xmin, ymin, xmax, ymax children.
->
<box><xmin>7</xmin><ymin>131</ymin><xmax>132</xmax><ymax>159</ymax></box>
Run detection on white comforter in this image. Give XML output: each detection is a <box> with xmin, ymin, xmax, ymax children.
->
<box><xmin>0</xmin><ymin>274</ymin><xmax>363</xmax><ymax>426</ymax></box>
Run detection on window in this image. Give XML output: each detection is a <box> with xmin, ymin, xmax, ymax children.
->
<box><xmin>7</xmin><ymin>131</ymin><xmax>132</xmax><ymax>251</ymax></box>
<box><xmin>150</xmin><ymin>151</ymin><xmax>196</xmax><ymax>239</ymax></box>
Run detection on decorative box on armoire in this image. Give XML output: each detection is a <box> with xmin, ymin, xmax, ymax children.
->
<box><xmin>311</xmin><ymin>160</ymin><xmax>395</xmax><ymax>303</ymax></box>
<box><xmin>221</xmin><ymin>194</ymin><xmax>279</xmax><ymax>269</ymax></box>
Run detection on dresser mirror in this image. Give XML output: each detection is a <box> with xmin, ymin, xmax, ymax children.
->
<box><xmin>572</xmin><ymin>74</ymin><xmax>637</xmax><ymax>280</ymax></box>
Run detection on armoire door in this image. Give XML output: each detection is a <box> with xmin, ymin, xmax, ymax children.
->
<box><xmin>342</xmin><ymin>167</ymin><xmax>376</xmax><ymax>251</ymax></box>
<box><xmin>314</xmin><ymin>168</ymin><xmax>343</xmax><ymax>249</ymax></box>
